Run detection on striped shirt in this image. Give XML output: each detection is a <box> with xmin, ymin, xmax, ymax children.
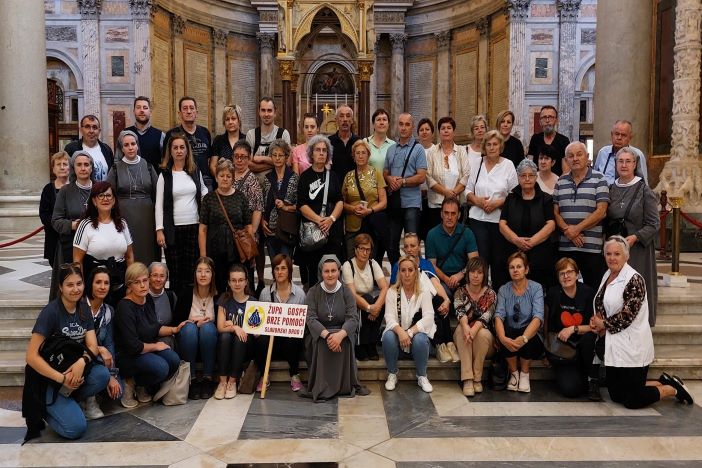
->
<box><xmin>553</xmin><ymin>168</ymin><xmax>610</xmax><ymax>253</ymax></box>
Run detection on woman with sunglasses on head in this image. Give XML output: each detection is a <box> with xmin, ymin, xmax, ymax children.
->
<box><xmin>73</xmin><ymin>181</ymin><xmax>134</xmax><ymax>306</ymax></box>
<box><xmin>23</xmin><ymin>263</ymin><xmax>110</xmax><ymax>441</ymax></box>
<box><xmin>115</xmin><ymin>262</ymin><xmax>183</xmax><ymax>408</ymax></box>
<box><xmin>494</xmin><ymin>252</ymin><xmax>544</xmax><ymax>393</ymax></box>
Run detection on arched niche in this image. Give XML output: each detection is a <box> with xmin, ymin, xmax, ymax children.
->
<box><xmin>292</xmin><ymin>3</ymin><xmax>359</xmax><ymax>54</ymax></box>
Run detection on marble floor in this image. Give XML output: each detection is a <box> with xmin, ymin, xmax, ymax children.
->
<box><xmin>1</xmin><ymin>379</ymin><xmax>702</xmax><ymax>467</ymax></box>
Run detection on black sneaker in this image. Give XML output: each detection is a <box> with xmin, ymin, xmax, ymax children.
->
<box><xmin>355</xmin><ymin>345</ymin><xmax>368</xmax><ymax>361</ymax></box>
<box><xmin>588</xmin><ymin>379</ymin><xmax>602</xmax><ymax>401</ymax></box>
<box><xmin>671</xmin><ymin>375</ymin><xmax>694</xmax><ymax>405</ymax></box>
<box><xmin>367</xmin><ymin>344</ymin><xmax>380</xmax><ymax>361</ymax></box>
<box><xmin>188</xmin><ymin>379</ymin><xmax>202</xmax><ymax>400</ymax></box>
<box><xmin>200</xmin><ymin>378</ymin><xmax>215</xmax><ymax>399</ymax></box>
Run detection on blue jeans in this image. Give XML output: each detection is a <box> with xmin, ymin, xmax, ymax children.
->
<box><xmin>382</xmin><ymin>331</ymin><xmax>431</xmax><ymax>377</ymax></box>
<box><xmin>130</xmin><ymin>349</ymin><xmax>181</xmax><ymax>387</ymax></box>
<box><xmin>388</xmin><ymin>207</ymin><xmax>421</xmax><ymax>265</ymax></box>
<box><xmin>44</xmin><ymin>364</ymin><xmax>110</xmax><ymax>439</ymax></box>
<box><xmin>266</xmin><ymin>236</ymin><xmax>292</xmax><ymax>263</ymax></box>
<box><xmin>178</xmin><ymin>321</ymin><xmax>218</xmax><ymax>377</ymax></box>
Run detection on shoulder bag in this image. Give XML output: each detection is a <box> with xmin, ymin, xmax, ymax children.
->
<box><xmin>387</xmin><ymin>141</ymin><xmax>418</xmax><ymax>213</ymax></box>
<box><xmin>605</xmin><ymin>180</ymin><xmax>643</xmax><ymax>238</ymax></box>
<box><xmin>267</xmin><ymin>171</ymin><xmax>299</xmax><ymax>246</ymax></box>
<box><xmin>153</xmin><ymin>360</ymin><xmax>190</xmax><ymax>406</ymax></box>
<box><xmin>354</xmin><ymin>168</ymin><xmax>389</xmax><ymax>238</ymax></box>
<box><xmin>299</xmin><ymin>171</ymin><xmax>330</xmax><ymax>251</ymax></box>
<box><xmin>216</xmin><ymin>192</ymin><xmax>259</xmax><ymax>262</ymax></box>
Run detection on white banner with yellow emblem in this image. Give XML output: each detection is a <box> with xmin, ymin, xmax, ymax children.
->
<box><xmin>242</xmin><ymin>301</ymin><xmax>308</xmax><ymax>338</ymax></box>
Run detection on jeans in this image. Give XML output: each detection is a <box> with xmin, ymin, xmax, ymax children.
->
<box><xmin>266</xmin><ymin>236</ymin><xmax>292</xmax><ymax>264</ymax></box>
<box><xmin>45</xmin><ymin>364</ymin><xmax>110</xmax><ymax>439</ymax></box>
<box><xmin>178</xmin><ymin>321</ymin><xmax>218</xmax><ymax>377</ymax></box>
<box><xmin>388</xmin><ymin>207</ymin><xmax>421</xmax><ymax>265</ymax></box>
<box><xmin>382</xmin><ymin>331</ymin><xmax>431</xmax><ymax>377</ymax></box>
<box><xmin>129</xmin><ymin>349</ymin><xmax>181</xmax><ymax>387</ymax></box>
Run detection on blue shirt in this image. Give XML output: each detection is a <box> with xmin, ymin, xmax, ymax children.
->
<box><xmin>390</xmin><ymin>257</ymin><xmax>437</xmax><ymax>284</ymax></box>
<box><xmin>495</xmin><ymin>280</ymin><xmax>544</xmax><ymax>330</ymax></box>
<box><xmin>384</xmin><ymin>138</ymin><xmax>427</xmax><ymax>208</ymax></box>
<box><xmin>593</xmin><ymin>145</ymin><xmax>648</xmax><ymax>186</ymax></box>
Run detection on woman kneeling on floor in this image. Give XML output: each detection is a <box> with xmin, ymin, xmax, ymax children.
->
<box><xmin>494</xmin><ymin>252</ymin><xmax>544</xmax><ymax>393</ymax></box>
<box><xmin>23</xmin><ymin>262</ymin><xmax>110</xmax><ymax>441</ymax></box>
<box><xmin>382</xmin><ymin>255</ymin><xmax>436</xmax><ymax>393</ymax></box>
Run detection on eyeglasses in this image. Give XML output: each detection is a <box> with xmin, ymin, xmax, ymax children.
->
<box><xmin>96</xmin><ymin>193</ymin><xmax>114</xmax><ymax>200</ymax></box>
<box><xmin>129</xmin><ymin>278</ymin><xmax>149</xmax><ymax>286</ymax></box>
<box><xmin>540</xmin><ymin>115</ymin><xmax>556</xmax><ymax>121</ymax></box>
<box><xmin>519</xmin><ymin>173</ymin><xmax>536</xmax><ymax>179</ymax></box>
<box><xmin>512</xmin><ymin>303</ymin><xmax>521</xmax><ymax>323</ymax></box>
<box><xmin>233</xmin><ymin>155</ymin><xmax>249</xmax><ymax>160</ymax></box>
<box><xmin>355</xmin><ymin>246</ymin><xmax>372</xmax><ymax>253</ymax></box>
<box><xmin>82</xmin><ymin>125</ymin><xmax>100</xmax><ymax>130</ymax></box>
<box><xmin>559</xmin><ymin>269</ymin><xmax>577</xmax><ymax>278</ymax></box>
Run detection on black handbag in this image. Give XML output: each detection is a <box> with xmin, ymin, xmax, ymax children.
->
<box><xmin>543</xmin><ymin>332</ymin><xmax>577</xmax><ymax>362</ymax></box>
<box><xmin>39</xmin><ymin>335</ymin><xmax>94</xmax><ymax>373</ymax></box>
<box><xmin>387</xmin><ymin>141</ymin><xmax>418</xmax><ymax>213</ymax></box>
<box><xmin>605</xmin><ymin>180</ymin><xmax>643</xmax><ymax>238</ymax></box>
<box><xmin>275</xmin><ymin>209</ymin><xmax>299</xmax><ymax>246</ymax></box>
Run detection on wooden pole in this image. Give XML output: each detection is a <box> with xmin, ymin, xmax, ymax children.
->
<box><xmin>260</xmin><ymin>336</ymin><xmax>275</xmax><ymax>399</ymax></box>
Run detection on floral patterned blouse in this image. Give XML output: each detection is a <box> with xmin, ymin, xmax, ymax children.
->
<box><xmin>234</xmin><ymin>170</ymin><xmax>264</xmax><ymax>213</ymax></box>
<box><xmin>453</xmin><ymin>286</ymin><xmax>497</xmax><ymax>331</ymax></box>
<box><xmin>594</xmin><ymin>273</ymin><xmax>645</xmax><ymax>334</ymax></box>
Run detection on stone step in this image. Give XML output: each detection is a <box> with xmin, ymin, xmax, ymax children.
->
<box><xmin>0</xmin><ymin>300</ymin><xmax>42</xmax><ymax>321</ymax></box>
<box><xmin>3</xmin><ymin>344</ymin><xmax>702</xmax><ymax>387</ymax></box>
<box><xmin>652</xmin><ymin>314</ymin><xmax>702</xmax><ymax>345</ymax></box>
<box><xmin>0</xmin><ymin>319</ymin><xmax>34</xmax><ymax>351</ymax></box>
<box><xmin>656</xmin><ymin>287</ymin><xmax>702</xmax><ymax>315</ymax></box>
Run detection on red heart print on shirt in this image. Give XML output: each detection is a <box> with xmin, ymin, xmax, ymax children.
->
<box><xmin>561</xmin><ymin>311</ymin><xmax>583</xmax><ymax>327</ymax></box>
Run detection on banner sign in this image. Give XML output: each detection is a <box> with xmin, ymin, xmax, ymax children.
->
<box><xmin>242</xmin><ymin>301</ymin><xmax>308</xmax><ymax>338</ymax></box>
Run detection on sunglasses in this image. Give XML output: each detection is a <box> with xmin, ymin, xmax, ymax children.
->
<box><xmin>59</xmin><ymin>262</ymin><xmax>82</xmax><ymax>271</ymax></box>
<box><xmin>513</xmin><ymin>303</ymin><xmax>521</xmax><ymax>323</ymax></box>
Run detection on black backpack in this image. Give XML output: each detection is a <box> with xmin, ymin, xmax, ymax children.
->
<box><xmin>39</xmin><ymin>335</ymin><xmax>93</xmax><ymax>373</ymax></box>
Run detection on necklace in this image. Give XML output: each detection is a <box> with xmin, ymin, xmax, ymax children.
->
<box><xmin>125</xmin><ymin>162</ymin><xmax>144</xmax><ymax>195</ymax></box>
<box><xmin>195</xmin><ymin>292</ymin><xmax>210</xmax><ymax>315</ymax></box>
<box><xmin>403</xmin><ymin>288</ymin><xmax>413</xmax><ymax>311</ymax></box>
<box><xmin>325</xmin><ymin>291</ymin><xmax>336</xmax><ymax>321</ymax></box>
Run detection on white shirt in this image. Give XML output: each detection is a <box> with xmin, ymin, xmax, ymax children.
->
<box><xmin>426</xmin><ymin>143</ymin><xmax>470</xmax><ymax>208</ymax></box>
<box><xmin>83</xmin><ymin>143</ymin><xmax>108</xmax><ymax>181</ymax></box>
<box><xmin>383</xmin><ymin>287</ymin><xmax>436</xmax><ymax>339</ymax></box>
<box><xmin>598</xmin><ymin>263</ymin><xmax>654</xmax><ymax>368</ymax></box>
<box><xmin>341</xmin><ymin>258</ymin><xmax>385</xmax><ymax>295</ymax></box>
<box><xmin>155</xmin><ymin>171</ymin><xmax>208</xmax><ymax>229</ymax></box>
<box><xmin>465</xmin><ymin>157</ymin><xmax>518</xmax><ymax>223</ymax></box>
<box><xmin>73</xmin><ymin>219</ymin><xmax>132</xmax><ymax>260</ymax></box>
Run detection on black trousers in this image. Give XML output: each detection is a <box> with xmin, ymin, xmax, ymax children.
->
<box><xmin>218</xmin><ymin>332</ymin><xmax>255</xmax><ymax>379</ymax></box>
<box><xmin>550</xmin><ymin>332</ymin><xmax>598</xmax><ymax>398</ymax></box>
<box><xmin>501</xmin><ymin>326</ymin><xmax>543</xmax><ymax>360</ymax></box>
<box><xmin>165</xmin><ymin>223</ymin><xmax>199</xmax><ymax>294</ymax></box>
<box><xmin>606</xmin><ymin>365</ymin><xmax>660</xmax><ymax>409</ymax></box>
<box><xmin>432</xmin><ymin>294</ymin><xmax>453</xmax><ymax>345</ymax></box>
<box><xmin>469</xmin><ymin>219</ymin><xmax>510</xmax><ymax>290</ymax></box>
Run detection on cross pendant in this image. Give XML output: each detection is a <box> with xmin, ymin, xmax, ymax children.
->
<box><xmin>327</xmin><ymin>312</ymin><xmax>334</xmax><ymax>321</ymax></box>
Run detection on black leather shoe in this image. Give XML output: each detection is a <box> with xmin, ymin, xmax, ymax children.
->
<box><xmin>671</xmin><ymin>375</ymin><xmax>694</xmax><ymax>405</ymax></box>
<box><xmin>659</xmin><ymin>372</ymin><xmax>675</xmax><ymax>387</ymax></box>
<box><xmin>355</xmin><ymin>345</ymin><xmax>368</xmax><ymax>361</ymax></box>
<box><xmin>355</xmin><ymin>385</ymin><xmax>371</xmax><ymax>396</ymax></box>
<box><xmin>188</xmin><ymin>379</ymin><xmax>202</xmax><ymax>400</ymax></box>
<box><xmin>588</xmin><ymin>379</ymin><xmax>602</xmax><ymax>401</ymax></box>
<box><xmin>200</xmin><ymin>378</ymin><xmax>215</xmax><ymax>399</ymax></box>
<box><xmin>367</xmin><ymin>345</ymin><xmax>380</xmax><ymax>361</ymax></box>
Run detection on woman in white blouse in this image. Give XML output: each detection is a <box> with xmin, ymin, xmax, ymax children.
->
<box><xmin>382</xmin><ymin>256</ymin><xmax>436</xmax><ymax>393</ymax></box>
<box><xmin>465</xmin><ymin>130</ymin><xmax>518</xmax><ymax>290</ymax></box>
<box><xmin>155</xmin><ymin>133</ymin><xmax>208</xmax><ymax>293</ymax></box>
<box><xmin>426</xmin><ymin>116</ymin><xmax>470</xmax><ymax>230</ymax></box>
<box><xmin>590</xmin><ymin>236</ymin><xmax>693</xmax><ymax>408</ymax></box>
<box><xmin>466</xmin><ymin>115</ymin><xmax>488</xmax><ymax>166</ymax></box>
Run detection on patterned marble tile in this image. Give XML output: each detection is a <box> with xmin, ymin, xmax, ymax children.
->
<box><xmin>130</xmin><ymin>399</ymin><xmax>208</xmax><ymax>440</ymax></box>
<box><xmin>19</xmin><ymin>270</ymin><xmax>51</xmax><ymax>288</ymax></box>
<box><xmin>0</xmin><ymin>266</ymin><xmax>14</xmax><ymax>276</ymax></box>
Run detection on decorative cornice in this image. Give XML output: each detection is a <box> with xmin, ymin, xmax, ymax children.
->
<box><xmin>128</xmin><ymin>0</ymin><xmax>153</xmax><ymax>20</ymax></box>
<box><xmin>375</xmin><ymin>11</ymin><xmax>405</xmax><ymax>24</ymax></box>
<box><xmin>435</xmin><ymin>31</ymin><xmax>450</xmax><ymax>50</ymax></box>
<box><xmin>389</xmin><ymin>33</ymin><xmax>407</xmax><ymax>51</ymax></box>
<box><xmin>213</xmin><ymin>29</ymin><xmax>228</xmax><ymax>47</ymax></box>
<box><xmin>358</xmin><ymin>60</ymin><xmax>374</xmax><ymax>82</ymax></box>
<box><xmin>476</xmin><ymin>17</ymin><xmax>489</xmax><ymax>37</ymax></box>
<box><xmin>279</xmin><ymin>60</ymin><xmax>294</xmax><ymax>81</ymax></box>
<box><xmin>259</xmin><ymin>10</ymin><xmax>278</xmax><ymax>23</ymax></box>
<box><xmin>557</xmin><ymin>0</ymin><xmax>581</xmax><ymax>22</ymax></box>
<box><xmin>172</xmin><ymin>15</ymin><xmax>186</xmax><ymax>37</ymax></box>
<box><xmin>78</xmin><ymin>0</ymin><xmax>102</xmax><ymax>19</ymax></box>
<box><xmin>505</xmin><ymin>0</ymin><xmax>530</xmax><ymax>21</ymax></box>
<box><xmin>257</xmin><ymin>32</ymin><xmax>276</xmax><ymax>50</ymax></box>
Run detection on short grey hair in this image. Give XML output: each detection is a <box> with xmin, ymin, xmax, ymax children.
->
<box><xmin>269</xmin><ymin>138</ymin><xmax>291</xmax><ymax>157</ymax></box>
<box><xmin>615</xmin><ymin>147</ymin><xmax>638</xmax><ymax>169</ymax></box>
<box><xmin>148</xmin><ymin>261</ymin><xmax>169</xmax><ymax>280</ymax></box>
<box><xmin>69</xmin><ymin>150</ymin><xmax>95</xmax><ymax>182</ymax></box>
<box><xmin>516</xmin><ymin>159</ymin><xmax>538</xmax><ymax>175</ymax></box>
<box><xmin>565</xmin><ymin>141</ymin><xmax>587</xmax><ymax>157</ymax></box>
<box><xmin>604</xmin><ymin>235</ymin><xmax>630</xmax><ymax>260</ymax></box>
<box><xmin>306</xmin><ymin>134</ymin><xmax>333</xmax><ymax>164</ymax></box>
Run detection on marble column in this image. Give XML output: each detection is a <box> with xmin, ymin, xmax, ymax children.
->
<box><xmin>389</xmin><ymin>33</ymin><xmax>407</xmax><ymax>125</ymax></box>
<box><xmin>506</xmin><ymin>0</ymin><xmax>530</xmax><ymax>142</ymax></box>
<box><xmin>213</xmin><ymin>29</ymin><xmax>229</xmax><ymax>135</ymax></box>
<box><xmin>291</xmin><ymin>72</ymin><xmax>299</xmax><ymax>144</ymax></box>
<box><xmin>279</xmin><ymin>59</ymin><xmax>294</xmax><ymax>137</ymax></box>
<box><xmin>369</xmin><ymin>37</ymin><xmax>380</xmax><ymax>117</ymax></box>
<box><xmin>172</xmin><ymin>15</ymin><xmax>186</xmax><ymax>112</ymax></box>
<box><xmin>0</xmin><ymin>0</ymin><xmax>48</xmax><ymax>201</ymax></box>
<box><xmin>130</xmin><ymin>0</ymin><xmax>153</xmax><ymax>100</ymax></box>
<box><xmin>476</xmin><ymin>18</ymin><xmax>489</xmax><ymax>117</ymax></box>
<box><xmin>556</xmin><ymin>0</ymin><xmax>581</xmax><ymax>142</ymax></box>
<box><xmin>655</xmin><ymin>0</ymin><xmax>702</xmax><ymax>211</ymax></box>
<box><xmin>358</xmin><ymin>60</ymin><xmax>374</xmax><ymax>137</ymax></box>
<box><xmin>593</xmin><ymin>0</ymin><xmax>653</xmax><ymax>155</ymax></box>
<box><xmin>257</xmin><ymin>33</ymin><xmax>276</xmax><ymax>99</ymax></box>
<box><xmin>79</xmin><ymin>0</ymin><xmax>102</xmax><ymax>119</ymax></box>
<box><xmin>435</xmin><ymin>31</ymin><xmax>451</xmax><ymax>120</ymax></box>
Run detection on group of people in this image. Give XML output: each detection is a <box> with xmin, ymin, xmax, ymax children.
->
<box><xmin>28</xmin><ymin>97</ymin><xmax>694</xmax><ymax>441</ymax></box>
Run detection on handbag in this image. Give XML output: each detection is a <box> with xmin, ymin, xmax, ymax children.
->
<box><xmin>387</xmin><ymin>141</ymin><xmax>418</xmax><ymax>213</ymax></box>
<box><xmin>153</xmin><ymin>360</ymin><xmax>190</xmax><ymax>406</ymax></box>
<box><xmin>299</xmin><ymin>170</ymin><xmax>331</xmax><ymax>252</ymax></box>
<box><xmin>238</xmin><ymin>361</ymin><xmax>258</xmax><ymax>394</ymax></box>
<box><xmin>216</xmin><ymin>192</ymin><xmax>259</xmax><ymax>262</ymax></box>
<box><xmin>275</xmin><ymin>209</ymin><xmax>299</xmax><ymax>246</ymax></box>
<box><xmin>604</xmin><ymin>180</ymin><xmax>643</xmax><ymax>238</ymax></box>
<box><xmin>39</xmin><ymin>334</ymin><xmax>94</xmax><ymax>373</ymax></box>
<box><xmin>542</xmin><ymin>292</ymin><xmax>578</xmax><ymax>363</ymax></box>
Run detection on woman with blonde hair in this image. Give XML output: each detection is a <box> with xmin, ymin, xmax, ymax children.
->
<box><xmin>382</xmin><ymin>255</ymin><xmax>436</xmax><ymax>393</ymax></box>
<box><xmin>466</xmin><ymin>114</ymin><xmax>488</xmax><ymax>166</ymax></box>
<box><xmin>210</xmin><ymin>104</ymin><xmax>246</xmax><ymax>177</ymax></box>
<box><xmin>495</xmin><ymin>110</ymin><xmax>525</xmax><ymax>168</ymax></box>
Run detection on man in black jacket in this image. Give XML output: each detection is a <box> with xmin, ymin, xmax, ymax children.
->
<box><xmin>64</xmin><ymin>115</ymin><xmax>114</xmax><ymax>181</ymax></box>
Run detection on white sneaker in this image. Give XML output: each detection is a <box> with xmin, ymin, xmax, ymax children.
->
<box><xmin>385</xmin><ymin>373</ymin><xmax>398</xmax><ymax>391</ymax></box>
<box><xmin>518</xmin><ymin>372</ymin><xmax>531</xmax><ymax>393</ymax></box>
<box><xmin>507</xmin><ymin>371</ymin><xmax>519</xmax><ymax>392</ymax></box>
<box><xmin>82</xmin><ymin>396</ymin><xmax>104</xmax><ymax>420</ymax></box>
<box><xmin>417</xmin><ymin>375</ymin><xmax>433</xmax><ymax>393</ymax></box>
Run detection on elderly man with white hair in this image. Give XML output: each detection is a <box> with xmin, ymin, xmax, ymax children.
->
<box><xmin>593</xmin><ymin>120</ymin><xmax>648</xmax><ymax>186</ymax></box>
<box><xmin>553</xmin><ymin>141</ymin><xmax>610</xmax><ymax>289</ymax></box>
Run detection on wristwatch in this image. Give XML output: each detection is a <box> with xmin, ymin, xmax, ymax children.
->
<box><xmin>573</xmin><ymin>325</ymin><xmax>579</xmax><ymax>335</ymax></box>
<box><xmin>407</xmin><ymin>329</ymin><xmax>414</xmax><ymax>338</ymax></box>
<box><xmin>521</xmin><ymin>335</ymin><xmax>529</xmax><ymax>344</ymax></box>
<box><xmin>402</xmin><ymin>178</ymin><xmax>406</xmax><ymax>187</ymax></box>
<box><xmin>330</xmin><ymin>215</ymin><xmax>337</xmax><ymax>222</ymax></box>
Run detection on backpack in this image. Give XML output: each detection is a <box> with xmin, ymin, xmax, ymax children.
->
<box><xmin>253</xmin><ymin>127</ymin><xmax>285</xmax><ymax>155</ymax></box>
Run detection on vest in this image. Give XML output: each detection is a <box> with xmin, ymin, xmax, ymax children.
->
<box><xmin>161</xmin><ymin>168</ymin><xmax>202</xmax><ymax>246</ymax></box>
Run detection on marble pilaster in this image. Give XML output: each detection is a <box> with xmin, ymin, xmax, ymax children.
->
<box><xmin>389</xmin><ymin>33</ymin><xmax>407</xmax><ymax>125</ymax></box>
<box><xmin>79</xmin><ymin>0</ymin><xmax>102</xmax><ymax>119</ymax></box>
<box><xmin>476</xmin><ymin>18</ymin><xmax>489</xmax><ymax>117</ymax></box>
<box><xmin>435</xmin><ymin>31</ymin><xmax>451</xmax><ymax>120</ymax></box>
<box><xmin>172</xmin><ymin>15</ymin><xmax>186</xmax><ymax>112</ymax></box>
<box><xmin>257</xmin><ymin>32</ymin><xmax>276</xmax><ymax>99</ymax></box>
<box><xmin>279</xmin><ymin>59</ymin><xmax>294</xmax><ymax>137</ymax></box>
<box><xmin>369</xmin><ymin>37</ymin><xmax>380</xmax><ymax>119</ymax></box>
<box><xmin>556</xmin><ymin>0</ymin><xmax>581</xmax><ymax>142</ymax></box>
<box><xmin>213</xmin><ymin>29</ymin><xmax>229</xmax><ymax>135</ymax></box>
<box><xmin>655</xmin><ymin>0</ymin><xmax>702</xmax><ymax>211</ymax></box>
<box><xmin>0</xmin><ymin>0</ymin><xmax>48</xmax><ymax>200</ymax></box>
<box><xmin>130</xmin><ymin>0</ymin><xmax>153</xmax><ymax>100</ymax></box>
<box><xmin>358</xmin><ymin>60</ymin><xmax>374</xmax><ymax>137</ymax></box>
<box><xmin>506</xmin><ymin>0</ymin><xmax>530</xmax><ymax>142</ymax></box>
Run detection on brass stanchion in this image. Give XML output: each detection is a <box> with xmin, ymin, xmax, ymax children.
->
<box><xmin>669</xmin><ymin>196</ymin><xmax>683</xmax><ymax>275</ymax></box>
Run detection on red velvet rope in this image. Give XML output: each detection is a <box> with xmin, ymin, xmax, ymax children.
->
<box><xmin>680</xmin><ymin>211</ymin><xmax>702</xmax><ymax>230</ymax></box>
<box><xmin>0</xmin><ymin>226</ymin><xmax>44</xmax><ymax>248</ymax></box>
